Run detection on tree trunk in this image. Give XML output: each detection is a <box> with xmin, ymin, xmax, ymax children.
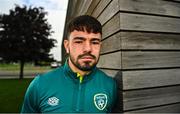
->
<box><xmin>19</xmin><ymin>60</ymin><xmax>25</xmax><ymax>79</ymax></box>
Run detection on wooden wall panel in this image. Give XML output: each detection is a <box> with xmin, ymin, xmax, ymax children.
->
<box><xmin>92</xmin><ymin>0</ymin><xmax>112</xmax><ymax>18</ymax></box>
<box><xmin>100</xmin><ymin>52</ymin><xmax>180</xmax><ymax>69</ymax></box>
<box><xmin>98</xmin><ymin>52</ymin><xmax>121</xmax><ymax>69</ymax></box>
<box><xmin>101</xmin><ymin>31</ymin><xmax>180</xmax><ymax>53</ymax></box>
<box><xmin>102</xmin><ymin>13</ymin><xmax>120</xmax><ymax>39</ymax></box>
<box><xmin>101</xmin><ymin>33</ymin><xmax>121</xmax><ymax>54</ymax></box>
<box><xmin>121</xmin><ymin>32</ymin><xmax>180</xmax><ymax>50</ymax></box>
<box><xmin>79</xmin><ymin>0</ymin><xmax>92</xmax><ymax>14</ymax></box>
<box><xmin>123</xmin><ymin>85</ymin><xmax>180</xmax><ymax>111</ymax></box>
<box><xmin>119</xmin><ymin>0</ymin><xmax>180</xmax><ymax>17</ymax></box>
<box><xmin>127</xmin><ymin>103</ymin><xmax>180</xmax><ymax>113</ymax></box>
<box><xmin>122</xmin><ymin>51</ymin><xmax>180</xmax><ymax>69</ymax></box>
<box><xmin>73</xmin><ymin>0</ymin><xmax>93</xmax><ymax>17</ymax></box>
<box><xmin>120</xmin><ymin>12</ymin><xmax>180</xmax><ymax>33</ymax></box>
<box><xmin>100</xmin><ymin>52</ymin><xmax>180</xmax><ymax>70</ymax></box>
<box><xmin>97</xmin><ymin>0</ymin><xmax>119</xmax><ymax>25</ymax></box>
<box><xmin>101</xmin><ymin>69</ymin><xmax>120</xmax><ymax>77</ymax></box>
<box><xmin>123</xmin><ymin>69</ymin><xmax>180</xmax><ymax>90</ymax></box>
<box><xmin>86</xmin><ymin>0</ymin><xmax>101</xmax><ymax>15</ymax></box>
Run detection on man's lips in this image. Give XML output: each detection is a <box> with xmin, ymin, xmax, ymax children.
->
<box><xmin>81</xmin><ymin>56</ymin><xmax>93</xmax><ymax>59</ymax></box>
<box><xmin>81</xmin><ymin>56</ymin><xmax>94</xmax><ymax>60</ymax></box>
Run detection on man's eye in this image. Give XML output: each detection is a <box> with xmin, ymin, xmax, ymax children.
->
<box><xmin>92</xmin><ymin>41</ymin><xmax>100</xmax><ymax>44</ymax></box>
<box><xmin>74</xmin><ymin>41</ymin><xmax>83</xmax><ymax>44</ymax></box>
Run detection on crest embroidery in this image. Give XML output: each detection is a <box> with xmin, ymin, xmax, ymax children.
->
<box><xmin>94</xmin><ymin>93</ymin><xmax>107</xmax><ymax>110</ymax></box>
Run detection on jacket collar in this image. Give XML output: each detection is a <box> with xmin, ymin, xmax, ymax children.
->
<box><xmin>63</xmin><ymin>59</ymin><xmax>97</xmax><ymax>84</ymax></box>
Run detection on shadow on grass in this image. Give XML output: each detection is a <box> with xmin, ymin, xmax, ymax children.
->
<box><xmin>0</xmin><ymin>78</ymin><xmax>33</xmax><ymax>112</ymax></box>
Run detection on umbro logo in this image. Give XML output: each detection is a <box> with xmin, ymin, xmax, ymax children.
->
<box><xmin>47</xmin><ymin>97</ymin><xmax>59</xmax><ymax>106</ymax></box>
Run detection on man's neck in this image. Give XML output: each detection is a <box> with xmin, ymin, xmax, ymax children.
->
<box><xmin>68</xmin><ymin>59</ymin><xmax>90</xmax><ymax>76</ymax></box>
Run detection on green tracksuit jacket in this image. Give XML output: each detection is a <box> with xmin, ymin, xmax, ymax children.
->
<box><xmin>21</xmin><ymin>61</ymin><xmax>117</xmax><ymax>113</ymax></box>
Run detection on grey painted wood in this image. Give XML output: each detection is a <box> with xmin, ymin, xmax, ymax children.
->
<box><xmin>80</xmin><ymin>0</ymin><xmax>93</xmax><ymax>15</ymax></box>
<box><xmin>120</xmin><ymin>0</ymin><xmax>180</xmax><ymax>17</ymax></box>
<box><xmin>102</xmin><ymin>13</ymin><xmax>120</xmax><ymax>39</ymax></box>
<box><xmin>86</xmin><ymin>0</ymin><xmax>101</xmax><ymax>15</ymax></box>
<box><xmin>120</xmin><ymin>12</ymin><xmax>180</xmax><ymax>33</ymax></box>
<box><xmin>98</xmin><ymin>52</ymin><xmax>121</xmax><ymax>69</ymax></box>
<box><xmin>122</xmin><ymin>51</ymin><xmax>180</xmax><ymax>69</ymax></box>
<box><xmin>101</xmin><ymin>33</ymin><xmax>121</xmax><ymax>54</ymax></box>
<box><xmin>121</xmin><ymin>32</ymin><xmax>180</xmax><ymax>50</ymax></box>
<box><xmin>73</xmin><ymin>0</ymin><xmax>93</xmax><ymax>17</ymax></box>
<box><xmin>123</xmin><ymin>68</ymin><xmax>180</xmax><ymax>90</ymax></box>
<box><xmin>97</xmin><ymin>0</ymin><xmax>119</xmax><ymax>25</ymax></box>
<box><xmin>127</xmin><ymin>103</ymin><xmax>180</xmax><ymax>113</ymax></box>
<box><xmin>101</xmin><ymin>32</ymin><xmax>180</xmax><ymax>52</ymax></box>
<box><xmin>71</xmin><ymin>0</ymin><xmax>83</xmax><ymax>17</ymax></box>
<box><xmin>92</xmin><ymin>0</ymin><xmax>112</xmax><ymax>18</ymax></box>
<box><xmin>100</xmin><ymin>69</ymin><xmax>119</xmax><ymax>77</ymax></box>
<box><xmin>123</xmin><ymin>86</ymin><xmax>180</xmax><ymax>111</ymax></box>
<box><xmin>99</xmin><ymin>51</ymin><xmax>180</xmax><ymax>70</ymax></box>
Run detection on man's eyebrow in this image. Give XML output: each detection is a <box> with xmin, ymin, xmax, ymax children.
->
<box><xmin>73</xmin><ymin>37</ymin><xmax>85</xmax><ymax>40</ymax></box>
<box><xmin>73</xmin><ymin>37</ymin><xmax>101</xmax><ymax>41</ymax></box>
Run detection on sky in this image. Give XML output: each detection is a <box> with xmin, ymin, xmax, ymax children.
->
<box><xmin>0</xmin><ymin>0</ymin><xmax>68</xmax><ymax>61</ymax></box>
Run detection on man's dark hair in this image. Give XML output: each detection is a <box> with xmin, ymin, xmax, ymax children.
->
<box><xmin>67</xmin><ymin>15</ymin><xmax>102</xmax><ymax>38</ymax></box>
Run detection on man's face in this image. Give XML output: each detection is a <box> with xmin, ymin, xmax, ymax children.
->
<box><xmin>64</xmin><ymin>30</ymin><xmax>101</xmax><ymax>71</ymax></box>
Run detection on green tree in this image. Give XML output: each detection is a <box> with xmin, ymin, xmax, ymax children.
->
<box><xmin>0</xmin><ymin>5</ymin><xmax>56</xmax><ymax>79</ymax></box>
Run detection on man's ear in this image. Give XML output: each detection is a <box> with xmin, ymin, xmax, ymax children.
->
<box><xmin>64</xmin><ymin>39</ymin><xmax>69</xmax><ymax>54</ymax></box>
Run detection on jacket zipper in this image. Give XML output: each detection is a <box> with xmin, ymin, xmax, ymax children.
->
<box><xmin>76</xmin><ymin>82</ymin><xmax>82</xmax><ymax>112</ymax></box>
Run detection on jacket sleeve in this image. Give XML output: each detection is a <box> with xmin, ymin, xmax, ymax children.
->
<box><xmin>21</xmin><ymin>76</ymin><xmax>40</xmax><ymax>113</ymax></box>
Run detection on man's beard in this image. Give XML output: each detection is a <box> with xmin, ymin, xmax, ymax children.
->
<box><xmin>69</xmin><ymin>52</ymin><xmax>99</xmax><ymax>71</ymax></box>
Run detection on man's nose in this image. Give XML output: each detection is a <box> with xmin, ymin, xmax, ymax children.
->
<box><xmin>83</xmin><ymin>42</ymin><xmax>92</xmax><ymax>53</ymax></box>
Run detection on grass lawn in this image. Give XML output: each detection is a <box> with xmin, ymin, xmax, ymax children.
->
<box><xmin>0</xmin><ymin>78</ymin><xmax>33</xmax><ymax>112</ymax></box>
<box><xmin>0</xmin><ymin>63</ymin><xmax>51</xmax><ymax>72</ymax></box>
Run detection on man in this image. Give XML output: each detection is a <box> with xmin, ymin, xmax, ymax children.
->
<box><xmin>21</xmin><ymin>15</ymin><xmax>119</xmax><ymax>113</ymax></box>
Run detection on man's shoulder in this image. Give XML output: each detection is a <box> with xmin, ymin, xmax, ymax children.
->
<box><xmin>35</xmin><ymin>66</ymin><xmax>64</xmax><ymax>81</ymax></box>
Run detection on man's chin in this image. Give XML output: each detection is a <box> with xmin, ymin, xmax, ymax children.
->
<box><xmin>78</xmin><ymin>63</ymin><xmax>96</xmax><ymax>71</ymax></box>
<box><xmin>79</xmin><ymin>66</ymin><xmax>94</xmax><ymax>71</ymax></box>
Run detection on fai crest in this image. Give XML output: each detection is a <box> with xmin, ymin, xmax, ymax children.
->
<box><xmin>94</xmin><ymin>93</ymin><xmax>107</xmax><ymax>110</ymax></box>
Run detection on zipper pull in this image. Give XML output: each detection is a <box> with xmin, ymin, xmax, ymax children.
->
<box><xmin>77</xmin><ymin>72</ymin><xmax>83</xmax><ymax>83</ymax></box>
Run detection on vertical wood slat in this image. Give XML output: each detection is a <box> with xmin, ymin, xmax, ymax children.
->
<box><xmin>86</xmin><ymin>0</ymin><xmax>101</xmax><ymax>15</ymax></box>
<box><xmin>73</xmin><ymin>0</ymin><xmax>93</xmax><ymax>17</ymax></box>
<box><xmin>79</xmin><ymin>0</ymin><xmax>93</xmax><ymax>15</ymax></box>
<box><xmin>102</xmin><ymin>13</ymin><xmax>120</xmax><ymax>39</ymax></box>
<box><xmin>92</xmin><ymin>0</ymin><xmax>112</xmax><ymax>18</ymax></box>
<box><xmin>97</xmin><ymin>0</ymin><xmax>119</xmax><ymax>25</ymax></box>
